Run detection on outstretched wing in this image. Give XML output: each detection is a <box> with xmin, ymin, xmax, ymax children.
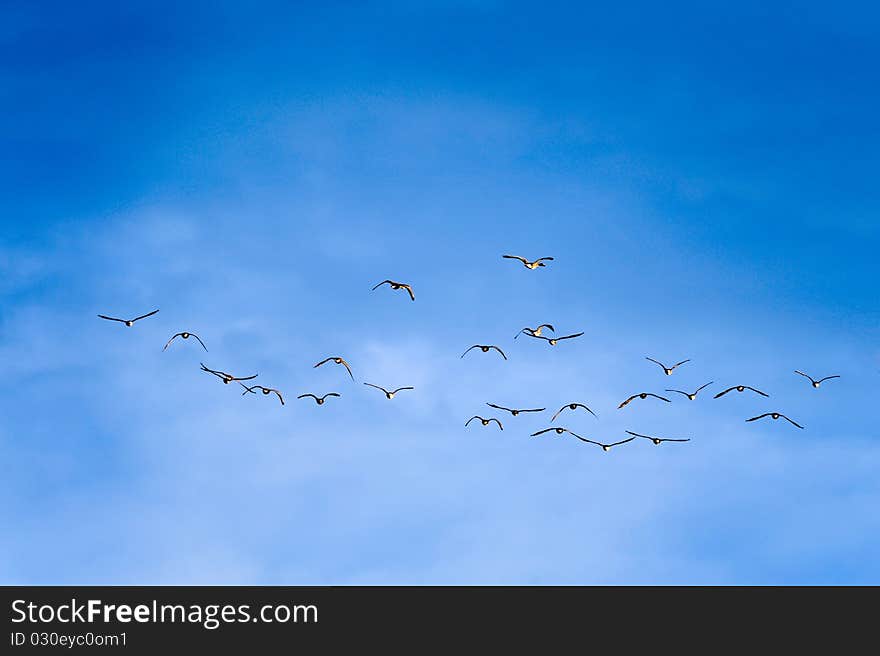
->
<box><xmin>232</xmin><ymin>374</ymin><xmax>258</xmax><ymax>382</ymax></box>
<box><xmin>371</xmin><ymin>280</ymin><xmax>393</xmax><ymax>291</ymax></box>
<box><xmin>314</xmin><ymin>357</ymin><xmax>333</xmax><ymax>368</ymax></box>
<box><xmin>618</xmin><ymin>395</ymin><xmax>637</xmax><ymax>409</ymax></box>
<box><xmin>694</xmin><ymin>381</ymin><xmax>713</xmax><ymax>393</ymax></box>
<box><xmin>530</xmin><ymin>428</ymin><xmax>555</xmax><ymax>436</ymax></box>
<box><xmin>745</xmin><ymin>386</ymin><xmax>769</xmax><ymax>397</ymax></box>
<box><xmin>647</xmin><ymin>394</ymin><xmax>671</xmax><ymax>402</ymax></box>
<box><xmin>297</xmin><ymin>394</ymin><xmax>318</xmax><ymax>400</ymax></box>
<box><xmin>714</xmin><ymin>387</ymin><xmax>736</xmax><ymax>398</ymax></box>
<box><xmin>645</xmin><ymin>357</ymin><xmax>666</xmax><ymax>370</ymax></box>
<box><xmin>817</xmin><ymin>375</ymin><xmax>840</xmax><ymax>384</ymax></box>
<box><xmin>466</xmin><ymin>416</ymin><xmax>481</xmax><ymax>426</ymax></box>
<box><xmin>558</xmin><ymin>332</ymin><xmax>584</xmax><ymax>341</ymax></box>
<box><xmin>392</xmin><ymin>387</ymin><xmax>414</xmax><ymax>394</ymax></box>
<box><xmin>364</xmin><ymin>382</ymin><xmax>388</xmax><ymax>394</ymax></box>
<box><xmin>794</xmin><ymin>370</ymin><xmax>814</xmax><ymax>383</ymax></box>
<box><xmin>97</xmin><ymin>315</ymin><xmax>126</xmax><ymax>323</ymax></box>
<box><xmin>402</xmin><ymin>284</ymin><xmax>415</xmax><ymax>301</ymax></box>
<box><xmin>490</xmin><ymin>346</ymin><xmax>508</xmax><ymax>360</ymax></box>
<box><xmin>671</xmin><ymin>359</ymin><xmax>691</xmax><ymax>369</ymax></box>
<box><xmin>780</xmin><ymin>415</ymin><xmax>804</xmax><ymax>429</ymax></box>
<box><xmin>502</xmin><ymin>255</ymin><xmax>528</xmax><ymax>264</ymax></box>
<box><xmin>323</xmin><ymin>393</ymin><xmax>341</xmax><ymax>399</ymax></box>
<box><xmin>487</xmin><ymin>403</ymin><xmax>511</xmax><ymax>413</ymax></box>
<box><xmin>534</xmin><ymin>257</ymin><xmax>555</xmax><ymax>263</ymax></box>
<box><xmin>607</xmin><ymin>437</ymin><xmax>637</xmax><ymax>448</ymax></box>
<box><xmin>162</xmin><ymin>333</ymin><xmax>182</xmax><ymax>351</ymax></box>
<box><xmin>550</xmin><ymin>406</ymin><xmax>565</xmax><ymax>422</ymax></box>
<box><xmin>460</xmin><ymin>345</ymin><xmax>479</xmax><ymax>358</ymax></box>
<box><xmin>190</xmin><ymin>333</ymin><xmax>208</xmax><ymax>352</ymax></box>
<box><xmin>746</xmin><ymin>413</ymin><xmax>771</xmax><ymax>422</ymax></box>
<box><xmin>131</xmin><ymin>309</ymin><xmax>160</xmax><ymax>322</ymax></box>
<box><xmin>538</xmin><ymin>324</ymin><xmax>555</xmax><ymax>332</ymax></box>
<box><xmin>489</xmin><ymin>418</ymin><xmax>504</xmax><ymax>430</ymax></box>
<box><xmin>666</xmin><ymin>389</ymin><xmax>689</xmax><ymax>397</ymax></box>
<box><xmin>339</xmin><ymin>359</ymin><xmax>354</xmax><ymax>380</ymax></box>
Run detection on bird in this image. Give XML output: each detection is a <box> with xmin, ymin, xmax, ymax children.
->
<box><xmin>746</xmin><ymin>412</ymin><xmax>804</xmax><ymax>429</ymax></box>
<box><xmin>461</xmin><ymin>344</ymin><xmax>507</xmax><ymax>360</ymax></box>
<box><xmin>200</xmin><ymin>363</ymin><xmax>257</xmax><ymax>385</ymax></box>
<box><xmin>626</xmin><ymin>430</ymin><xmax>691</xmax><ymax>445</ymax></box>
<box><xmin>794</xmin><ymin>371</ymin><xmax>840</xmax><ymax>389</ymax></box>
<box><xmin>550</xmin><ymin>403</ymin><xmax>597</xmax><ymax>422</ymax></box>
<box><xmin>486</xmin><ymin>403</ymin><xmax>545</xmax><ymax>417</ymax></box>
<box><xmin>163</xmin><ymin>331</ymin><xmax>208</xmax><ymax>352</ymax></box>
<box><xmin>502</xmin><ymin>254</ymin><xmax>554</xmax><ymax>270</ymax></box>
<box><xmin>240</xmin><ymin>384</ymin><xmax>284</xmax><ymax>405</ymax></box>
<box><xmin>645</xmin><ymin>357</ymin><xmax>691</xmax><ymax>375</ymax></box>
<box><xmin>314</xmin><ymin>357</ymin><xmax>354</xmax><ymax>380</ymax></box>
<box><xmin>364</xmin><ymin>383</ymin><xmax>414</xmax><ymax>399</ymax></box>
<box><xmin>528</xmin><ymin>332</ymin><xmax>584</xmax><ymax>346</ymax></box>
<box><xmin>714</xmin><ymin>385</ymin><xmax>769</xmax><ymax>399</ymax></box>
<box><xmin>665</xmin><ymin>382</ymin><xmax>714</xmax><ymax>401</ymax></box>
<box><xmin>466</xmin><ymin>416</ymin><xmax>503</xmax><ymax>430</ymax></box>
<box><xmin>618</xmin><ymin>392</ymin><xmax>671</xmax><ymax>409</ymax></box>
<box><xmin>371</xmin><ymin>280</ymin><xmax>415</xmax><ymax>301</ymax></box>
<box><xmin>515</xmin><ymin>324</ymin><xmax>554</xmax><ymax>339</ymax></box>
<box><xmin>97</xmin><ymin>309</ymin><xmax>159</xmax><ymax>327</ymax></box>
<box><xmin>531</xmin><ymin>427</ymin><xmax>578</xmax><ymax>437</ymax></box>
<box><xmin>297</xmin><ymin>393</ymin><xmax>340</xmax><ymax>405</ymax></box>
<box><xmin>570</xmin><ymin>434</ymin><xmax>637</xmax><ymax>452</ymax></box>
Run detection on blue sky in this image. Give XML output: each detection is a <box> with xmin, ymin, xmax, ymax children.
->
<box><xmin>1</xmin><ymin>1</ymin><xmax>878</xmax><ymax>584</ymax></box>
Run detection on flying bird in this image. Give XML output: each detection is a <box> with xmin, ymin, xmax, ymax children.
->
<box><xmin>618</xmin><ymin>392</ymin><xmax>671</xmax><ymax>409</ymax></box>
<box><xmin>665</xmin><ymin>382</ymin><xmax>714</xmax><ymax>401</ymax></box>
<box><xmin>466</xmin><ymin>416</ymin><xmax>503</xmax><ymax>430</ymax></box>
<box><xmin>502</xmin><ymin>254</ymin><xmax>554</xmax><ymax>270</ymax></box>
<box><xmin>364</xmin><ymin>383</ymin><xmax>414</xmax><ymax>399</ymax></box>
<box><xmin>461</xmin><ymin>344</ymin><xmax>507</xmax><ymax>360</ymax></box>
<box><xmin>97</xmin><ymin>309</ymin><xmax>159</xmax><ymax>327</ymax></box>
<box><xmin>794</xmin><ymin>371</ymin><xmax>840</xmax><ymax>389</ymax></box>
<box><xmin>515</xmin><ymin>324</ymin><xmax>554</xmax><ymax>339</ymax></box>
<box><xmin>486</xmin><ymin>403</ymin><xmax>545</xmax><ymax>417</ymax></box>
<box><xmin>645</xmin><ymin>357</ymin><xmax>691</xmax><ymax>375</ymax></box>
<box><xmin>550</xmin><ymin>403</ymin><xmax>597</xmax><ymax>422</ymax></box>
<box><xmin>746</xmin><ymin>412</ymin><xmax>804</xmax><ymax>429</ymax></box>
<box><xmin>714</xmin><ymin>385</ymin><xmax>769</xmax><ymax>399</ymax></box>
<box><xmin>240</xmin><ymin>384</ymin><xmax>285</xmax><ymax>405</ymax></box>
<box><xmin>371</xmin><ymin>280</ymin><xmax>415</xmax><ymax>301</ymax></box>
<box><xmin>314</xmin><ymin>357</ymin><xmax>354</xmax><ymax>380</ymax></box>
<box><xmin>163</xmin><ymin>331</ymin><xmax>207</xmax><ymax>352</ymax></box>
<box><xmin>200</xmin><ymin>363</ymin><xmax>257</xmax><ymax>385</ymax></box>
<box><xmin>626</xmin><ymin>430</ymin><xmax>691</xmax><ymax>445</ymax></box>
<box><xmin>531</xmin><ymin>427</ymin><xmax>577</xmax><ymax>437</ymax></box>
<box><xmin>570</xmin><ymin>435</ymin><xmax>637</xmax><ymax>452</ymax></box>
<box><xmin>297</xmin><ymin>393</ymin><xmax>340</xmax><ymax>405</ymax></box>
<box><xmin>529</xmin><ymin>332</ymin><xmax>584</xmax><ymax>346</ymax></box>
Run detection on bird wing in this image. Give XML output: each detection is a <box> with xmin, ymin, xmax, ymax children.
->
<box><xmin>297</xmin><ymin>394</ymin><xmax>318</xmax><ymax>400</ymax></box>
<box><xmin>240</xmin><ymin>383</ymin><xmax>258</xmax><ymax>394</ymax></box>
<box><xmin>780</xmin><ymin>415</ymin><xmax>804</xmax><ymax>429</ymax></box>
<box><xmin>502</xmin><ymin>255</ymin><xmax>528</xmax><ymax>264</ymax></box>
<box><xmin>661</xmin><ymin>438</ymin><xmax>691</xmax><ymax>443</ymax></box>
<box><xmin>162</xmin><ymin>333</ymin><xmax>182</xmax><ymax>350</ymax></box>
<box><xmin>491</xmin><ymin>346</ymin><xmax>508</xmax><ymax>359</ymax></box>
<box><xmin>466</xmin><ymin>416</ymin><xmax>481</xmax><ymax>426</ymax></box>
<box><xmin>461</xmin><ymin>345</ymin><xmax>479</xmax><ymax>358</ymax></box>
<box><xmin>520</xmin><ymin>407</ymin><xmax>545</xmax><ymax>413</ymax></box>
<box><xmin>97</xmin><ymin>315</ymin><xmax>125</xmax><ymax>323</ymax></box>
<box><xmin>745</xmin><ymin>386</ymin><xmax>769</xmax><ymax>397</ymax></box>
<box><xmin>490</xmin><ymin>418</ymin><xmax>504</xmax><ymax>430</ymax></box>
<box><xmin>672</xmin><ymin>359</ymin><xmax>691</xmax><ymax>369</ymax></box>
<box><xmin>371</xmin><ymin>280</ymin><xmax>393</xmax><ymax>291</ymax></box>
<box><xmin>531</xmin><ymin>428</ymin><xmax>554</xmax><ymax>436</ymax></box>
<box><xmin>340</xmin><ymin>359</ymin><xmax>354</xmax><ymax>379</ymax></box>
<box><xmin>392</xmin><ymin>387</ymin><xmax>414</xmax><ymax>394</ymax></box>
<box><xmin>648</xmin><ymin>394</ymin><xmax>671</xmax><ymax>402</ymax></box>
<box><xmin>550</xmin><ymin>406</ymin><xmax>565</xmax><ymax>421</ymax></box>
<box><xmin>558</xmin><ymin>332</ymin><xmax>584</xmax><ymax>341</ymax></box>
<box><xmin>273</xmin><ymin>390</ymin><xmax>285</xmax><ymax>405</ymax></box>
<box><xmin>666</xmin><ymin>389</ymin><xmax>688</xmax><ymax>397</ymax></box>
<box><xmin>364</xmin><ymin>383</ymin><xmax>388</xmax><ymax>394</ymax></box>
<box><xmin>324</xmin><ymin>393</ymin><xmax>341</xmax><ymax>399</ymax></box>
<box><xmin>231</xmin><ymin>374</ymin><xmax>258</xmax><ymax>382</ymax></box>
<box><xmin>539</xmin><ymin>324</ymin><xmax>555</xmax><ymax>332</ymax></box>
<box><xmin>817</xmin><ymin>375</ymin><xmax>840</xmax><ymax>383</ymax></box>
<box><xmin>714</xmin><ymin>387</ymin><xmax>736</xmax><ymax>398</ymax></box>
<box><xmin>618</xmin><ymin>395</ymin><xmax>638</xmax><ymax>408</ymax></box>
<box><xmin>131</xmin><ymin>309</ymin><xmax>160</xmax><ymax>322</ymax></box>
<box><xmin>534</xmin><ymin>257</ymin><xmax>554</xmax><ymax>263</ymax></box>
<box><xmin>625</xmin><ymin>431</ymin><xmax>652</xmax><ymax>440</ymax></box>
<box><xmin>695</xmin><ymin>381</ymin><xmax>714</xmax><ymax>393</ymax></box>
<box><xmin>794</xmin><ymin>370</ymin><xmax>814</xmax><ymax>382</ymax></box>
<box><xmin>607</xmin><ymin>437</ymin><xmax>637</xmax><ymax>448</ymax></box>
<box><xmin>746</xmin><ymin>413</ymin><xmax>771</xmax><ymax>422</ymax></box>
<box><xmin>191</xmin><ymin>333</ymin><xmax>208</xmax><ymax>351</ymax></box>
<box><xmin>314</xmin><ymin>358</ymin><xmax>333</xmax><ymax>368</ymax></box>
<box><xmin>487</xmin><ymin>403</ymin><xmax>511</xmax><ymax>413</ymax></box>
<box><xmin>402</xmin><ymin>284</ymin><xmax>415</xmax><ymax>301</ymax></box>
<box><xmin>645</xmin><ymin>357</ymin><xmax>666</xmax><ymax>370</ymax></box>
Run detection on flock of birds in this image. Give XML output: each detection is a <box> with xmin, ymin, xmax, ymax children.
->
<box><xmin>97</xmin><ymin>254</ymin><xmax>840</xmax><ymax>452</ymax></box>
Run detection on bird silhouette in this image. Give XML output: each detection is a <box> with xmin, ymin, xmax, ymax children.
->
<box><xmin>618</xmin><ymin>392</ymin><xmax>671</xmax><ymax>409</ymax></box>
<box><xmin>665</xmin><ymin>382</ymin><xmax>713</xmax><ymax>401</ymax></box>
<box><xmin>461</xmin><ymin>344</ymin><xmax>507</xmax><ymax>360</ymax></box>
<box><xmin>163</xmin><ymin>332</ymin><xmax>207</xmax><ymax>352</ymax></box>
<box><xmin>746</xmin><ymin>412</ymin><xmax>803</xmax><ymax>429</ymax></box>
<box><xmin>297</xmin><ymin>393</ymin><xmax>341</xmax><ymax>405</ymax></box>
<box><xmin>371</xmin><ymin>280</ymin><xmax>415</xmax><ymax>301</ymax></box>
<box><xmin>550</xmin><ymin>403</ymin><xmax>597</xmax><ymax>422</ymax></box>
<box><xmin>502</xmin><ymin>254</ymin><xmax>554</xmax><ymax>270</ymax></box>
<box><xmin>714</xmin><ymin>385</ymin><xmax>769</xmax><ymax>399</ymax></box>
<box><xmin>200</xmin><ymin>363</ymin><xmax>257</xmax><ymax>385</ymax></box>
<box><xmin>97</xmin><ymin>309</ymin><xmax>159</xmax><ymax>327</ymax></box>
<box><xmin>515</xmin><ymin>324</ymin><xmax>554</xmax><ymax>339</ymax></box>
<box><xmin>645</xmin><ymin>357</ymin><xmax>690</xmax><ymax>375</ymax></box>
<box><xmin>486</xmin><ymin>403</ymin><xmax>545</xmax><ymax>417</ymax></box>
<box><xmin>571</xmin><ymin>434</ymin><xmax>637</xmax><ymax>452</ymax></box>
<box><xmin>314</xmin><ymin>357</ymin><xmax>354</xmax><ymax>380</ymax></box>
<box><xmin>466</xmin><ymin>416</ymin><xmax>503</xmax><ymax>430</ymax></box>
<box><xmin>626</xmin><ymin>430</ymin><xmax>690</xmax><ymax>445</ymax></box>
<box><xmin>364</xmin><ymin>383</ymin><xmax>414</xmax><ymax>399</ymax></box>
<box><xmin>528</xmin><ymin>332</ymin><xmax>584</xmax><ymax>346</ymax></box>
<box><xmin>531</xmin><ymin>427</ymin><xmax>577</xmax><ymax>437</ymax></box>
<box><xmin>794</xmin><ymin>371</ymin><xmax>840</xmax><ymax>389</ymax></box>
<box><xmin>240</xmin><ymin>384</ymin><xmax>284</xmax><ymax>405</ymax></box>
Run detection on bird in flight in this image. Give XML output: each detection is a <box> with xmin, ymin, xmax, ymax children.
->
<box><xmin>570</xmin><ymin>434</ymin><xmax>637</xmax><ymax>452</ymax></box>
<box><xmin>371</xmin><ymin>280</ymin><xmax>415</xmax><ymax>301</ymax></box>
<box><xmin>794</xmin><ymin>371</ymin><xmax>840</xmax><ymax>389</ymax></box>
<box><xmin>200</xmin><ymin>363</ymin><xmax>257</xmax><ymax>385</ymax></box>
<box><xmin>486</xmin><ymin>403</ymin><xmax>545</xmax><ymax>417</ymax></box>
<box><xmin>515</xmin><ymin>324</ymin><xmax>554</xmax><ymax>339</ymax></box>
<box><xmin>645</xmin><ymin>357</ymin><xmax>691</xmax><ymax>375</ymax></box>
<box><xmin>626</xmin><ymin>430</ymin><xmax>691</xmax><ymax>445</ymax></box>
<box><xmin>527</xmin><ymin>332</ymin><xmax>584</xmax><ymax>346</ymax></box>
<box><xmin>550</xmin><ymin>403</ymin><xmax>597</xmax><ymax>422</ymax></box>
<box><xmin>618</xmin><ymin>392</ymin><xmax>671</xmax><ymax>409</ymax></box>
<box><xmin>297</xmin><ymin>393</ymin><xmax>340</xmax><ymax>405</ymax></box>
<box><xmin>714</xmin><ymin>385</ymin><xmax>769</xmax><ymax>399</ymax></box>
<box><xmin>364</xmin><ymin>383</ymin><xmax>414</xmax><ymax>399</ymax></box>
<box><xmin>240</xmin><ymin>384</ymin><xmax>285</xmax><ymax>405</ymax></box>
<box><xmin>97</xmin><ymin>309</ymin><xmax>159</xmax><ymax>327</ymax></box>
<box><xmin>746</xmin><ymin>412</ymin><xmax>804</xmax><ymax>429</ymax></box>
<box><xmin>461</xmin><ymin>344</ymin><xmax>507</xmax><ymax>360</ymax></box>
<box><xmin>502</xmin><ymin>255</ymin><xmax>554</xmax><ymax>270</ymax></box>
<box><xmin>314</xmin><ymin>357</ymin><xmax>354</xmax><ymax>380</ymax></box>
<box><xmin>163</xmin><ymin>331</ymin><xmax>207</xmax><ymax>352</ymax></box>
<box><xmin>530</xmin><ymin>427</ymin><xmax>578</xmax><ymax>437</ymax></box>
<box><xmin>665</xmin><ymin>382</ymin><xmax>713</xmax><ymax>401</ymax></box>
<box><xmin>466</xmin><ymin>416</ymin><xmax>503</xmax><ymax>430</ymax></box>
